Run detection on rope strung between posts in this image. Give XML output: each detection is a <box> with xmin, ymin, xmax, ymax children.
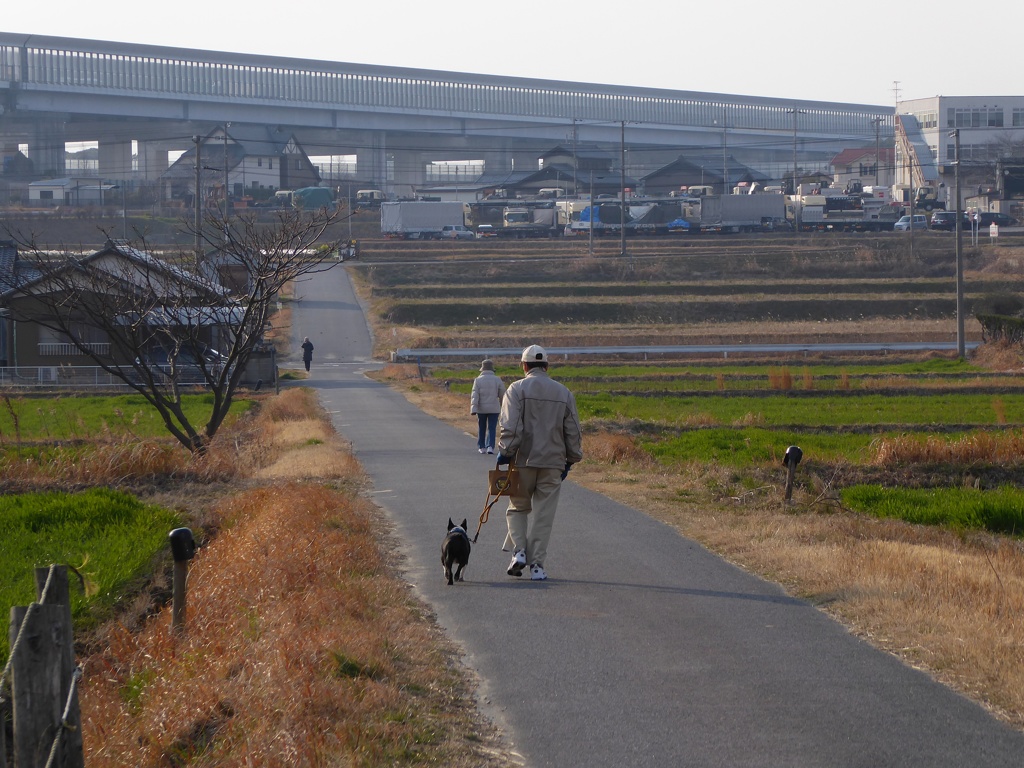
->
<box><xmin>43</xmin><ymin>666</ymin><xmax>83</xmax><ymax>768</ymax></box>
<box><xmin>0</xmin><ymin>564</ymin><xmax>56</xmax><ymax>701</ymax></box>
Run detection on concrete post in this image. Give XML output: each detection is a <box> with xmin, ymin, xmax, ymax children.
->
<box><xmin>98</xmin><ymin>139</ymin><xmax>133</xmax><ymax>177</ymax></box>
<box><xmin>27</xmin><ymin>120</ymin><xmax>66</xmax><ymax>177</ymax></box>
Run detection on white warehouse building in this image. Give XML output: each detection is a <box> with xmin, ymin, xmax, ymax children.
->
<box><xmin>897</xmin><ymin>95</ymin><xmax>1024</xmax><ymax>214</ymax></box>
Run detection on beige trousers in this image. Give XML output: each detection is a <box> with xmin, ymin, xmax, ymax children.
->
<box><xmin>503</xmin><ymin>466</ymin><xmax>563</xmax><ymax>568</ymax></box>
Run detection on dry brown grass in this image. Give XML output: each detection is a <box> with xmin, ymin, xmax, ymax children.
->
<box><xmin>81</xmin><ymin>482</ymin><xmax>510</xmax><ymax>766</ymax></box>
<box><xmin>72</xmin><ymin>386</ymin><xmax>516</xmax><ymax>767</ymax></box>
<box><xmin>869</xmin><ymin>430</ymin><xmax>1024</xmax><ymax>465</ymax></box>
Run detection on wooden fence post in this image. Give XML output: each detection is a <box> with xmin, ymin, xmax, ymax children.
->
<box><xmin>783</xmin><ymin>446</ymin><xmax>803</xmax><ymax>506</ymax></box>
<box><xmin>169</xmin><ymin>528</ymin><xmax>197</xmax><ymax>636</ymax></box>
<box><xmin>34</xmin><ymin>566</ymin><xmax>84</xmax><ymax>768</ymax></box>
<box><xmin>1</xmin><ymin>693</ymin><xmax>8</xmax><ymax>768</ymax></box>
<box><xmin>9</xmin><ymin>604</ymin><xmax>64</xmax><ymax>768</ymax></box>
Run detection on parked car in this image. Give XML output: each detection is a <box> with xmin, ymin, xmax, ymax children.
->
<box><xmin>475</xmin><ymin>224</ymin><xmax>498</xmax><ymax>238</ymax></box>
<box><xmin>440</xmin><ymin>224</ymin><xmax>474</xmax><ymax>240</ymax></box>
<box><xmin>975</xmin><ymin>212</ymin><xmax>1018</xmax><ymax>228</ymax></box>
<box><xmin>929</xmin><ymin>211</ymin><xmax>970</xmax><ymax>231</ymax></box>
<box><xmin>893</xmin><ymin>214</ymin><xmax>929</xmax><ymax>231</ymax></box>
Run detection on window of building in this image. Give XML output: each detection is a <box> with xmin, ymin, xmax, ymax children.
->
<box><xmin>269</xmin><ymin>159</ymin><xmax>273</xmax><ymax>169</ymax></box>
<box><xmin>948</xmin><ymin>107</ymin><xmax>1004</xmax><ymax>128</ymax></box>
<box><xmin>257</xmin><ymin>158</ymin><xmax>263</xmax><ymax>167</ymax></box>
<box><xmin>39</xmin><ymin>190</ymin><xmax>54</xmax><ymax>200</ymax></box>
<box><xmin>1014</xmin><ymin>108</ymin><xmax>1024</xmax><ymax>127</ymax></box>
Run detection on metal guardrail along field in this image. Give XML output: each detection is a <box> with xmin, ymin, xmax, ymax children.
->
<box><xmin>394</xmin><ymin>342</ymin><xmax>980</xmax><ymax>361</ymax></box>
<box><xmin>0</xmin><ymin>365</ymin><xmax>205</xmax><ymax>388</ymax></box>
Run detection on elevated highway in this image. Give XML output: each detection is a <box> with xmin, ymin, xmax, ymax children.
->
<box><xmin>0</xmin><ymin>32</ymin><xmax>892</xmax><ymax>190</ymax></box>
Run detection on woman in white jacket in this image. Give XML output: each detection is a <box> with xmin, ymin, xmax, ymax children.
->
<box><xmin>470</xmin><ymin>359</ymin><xmax>505</xmax><ymax>454</ymax></box>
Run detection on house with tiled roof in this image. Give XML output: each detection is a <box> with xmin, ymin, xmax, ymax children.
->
<box><xmin>829</xmin><ymin>147</ymin><xmax>895</xmax><ymax>191</ymax></box>
<box><xmin>641</xmin><ymin>156</ymin><xmax>770</xmax><ymax>197</ymax></box>
<box><xmin>160</xmin><ymin>125</ymin><xmax>321</xmax><ymax>204</ymax></box>
<box><xmin>0</xmin><ymin>241</ymin><xmax>229</xmax><ymax>371</ymax></box>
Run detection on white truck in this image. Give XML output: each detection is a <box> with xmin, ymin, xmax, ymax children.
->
<box><xmin>380</xmin><ymin>201</ymin><xmax>468</xmax><ymax>239</ymax></box>
<box><xmin>681</xmin><ymin>194</ymin><xmax>786</xmax><ymax>233</ymax></box>
<box><xmin>500</xmin><ymin>204</ymin><xmax>563</xmax><ymax>237</ymax></box>
<box><xmin>797</xmin><ymin>194</ymin><xmax>902</xmax><ymax>232</ymax></box>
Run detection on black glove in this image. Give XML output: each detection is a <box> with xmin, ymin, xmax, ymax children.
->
<box><xmin>496</xmin><ymin>454</ymin><xmax>513</xmax><ymax>466</ymax></box>
<box><xmin>560</xmin><ymin>462</ymin><xmax>573</xmax><ymax>481</ymax></box>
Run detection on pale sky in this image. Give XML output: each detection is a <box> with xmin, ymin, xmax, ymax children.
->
<box><xmin>4</xmin><ymin>0</ymin><xmax>1022</xmax><ymax>107</ymax></box>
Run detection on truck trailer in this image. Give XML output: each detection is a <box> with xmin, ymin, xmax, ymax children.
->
<box><xmin>499</xmin><ymin>203</ymin><xmax>564</xmax><ymax>237</ymax></box>
<box><xmin>380</xmin><ymin>201</ymin><xmax>468</xmax><ymax>239</ymax></box>
<box><xmin>681</xmin><ymin>194</ymin><xmax>786</xmax><ymax>233</ymax></box>
<box><xmin>797</xmin><ymin>194</ymin><xmax>902</xmax><ymax>232</ymax></box>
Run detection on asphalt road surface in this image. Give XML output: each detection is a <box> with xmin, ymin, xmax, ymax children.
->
<box><xmin>288</xmin><ymin>264</ymin><xmax>1024</xmax><ymax>767</ymax></box>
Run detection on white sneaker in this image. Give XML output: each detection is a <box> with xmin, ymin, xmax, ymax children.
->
<box><xmin>487</xmin><ymin>446</ymin><xmax>494</xmax><ymax>454</ymax></box>
<box><xmin>507</xmin><ymin>550</ymin><xmax>527</xmax><ymax>577</ymax></box>
<box><xmin>530</xmin><ymin>564</ymin><xmax>547</xmax><ymax>581</ymax></box>
<box><xmin>478</xmin><ymin>448</ymin><xmax>485</xmax><ymax>454</ymax></box>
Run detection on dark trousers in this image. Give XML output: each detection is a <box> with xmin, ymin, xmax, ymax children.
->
<box><xmin>476</xmin><ymin>412</ymin><xmax>498</xmax><ymax>450</ymax></box>
<box><xmin>304</xmin><ymin>358</ymin><xmax>311</xmax><ymax>371</ymax></box>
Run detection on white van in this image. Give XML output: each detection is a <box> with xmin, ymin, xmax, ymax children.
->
<box><xmin>440</xmin><ymin>224</ymin><xmax>474</xmax><ymax>240</ymax></box>
<box><xmin>893</xmin><ymin>214</ymin><xmax>928</xmax><ymax>231</ymax></box>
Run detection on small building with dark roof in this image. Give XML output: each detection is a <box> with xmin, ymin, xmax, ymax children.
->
<box><xmin>640</xmin><ymin>156</ymin><xmax>771</xmax><ymax>197</ymax></box>
<box><xmin>160</xmin><ymin>125</ymin><xmax>321</xmax><ymax>203</ymax></box>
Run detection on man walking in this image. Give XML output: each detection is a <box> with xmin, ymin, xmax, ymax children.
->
<box><xmin>301</xmin><ymin>337</ymin><xmax>314</xmax><ymax>373</ymax></box>
<box><xmin>497</xmin><ymin>344</ymin><xmax>583</xmax><ymax>581</ymax></box>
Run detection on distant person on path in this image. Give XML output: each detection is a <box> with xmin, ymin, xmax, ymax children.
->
<box><xmin>496</xmin><ymin>345</ymin><xmax>583</xmax><ymax>581</ymax></box>
<box><xmin>301</xmin><ymin>337</ymin><xmax>314</xmax><ymax>372</ymax></box>
<box><xmin>470</xmin><ymin>358</ymin><xmax>505</xmax><ymax>454</ymax></box>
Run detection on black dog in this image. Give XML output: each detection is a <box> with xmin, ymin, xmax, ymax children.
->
<box><xmin>442</xmin><ymin>518</ymin><xmax>471</xmax><ymax>585</ymax></box>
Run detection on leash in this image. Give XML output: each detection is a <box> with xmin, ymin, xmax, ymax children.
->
<box><xmin>473</xmin><ymin>491</ymin><xmax>504</xmax><ymax>543</ymax></box>
<box><xmin>473</xmin><ymin>457</ymin><xmax>516</xmax><ymax>543</ymax></box>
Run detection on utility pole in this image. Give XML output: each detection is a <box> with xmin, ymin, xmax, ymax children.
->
<box><xmin>193</xmin><ymin>134</ymin><xmax>202</xmax><ymax>264</ymax></box>
<box><xmin>571</xmin><ymin>117</ymin><xmax>578</xmax><ymax>198</ymax></box>
<box><xmin>223</xmin><ymin>123</ymin><xmax>231</xmax><ymax>243</ymax></box>
<box><xmin>620</xmin><ymin>120</ymin><xmax>627</xmax><ymax>265</ymax></box>
<box><xmin>789</xmin><ymin>108</ymin><xmax>805</xmax><ymax>231</ymax></box>
<box><xmin>871</xmin><ymin>117</ymin><xmax>883</xmax><ymax>186</ymax></box>
<box><xmin>951</xmin><ymin>128</ymin><xmax>965</xmax><ymax>359</ymax></box>
<box><xmin>722</xmin><ymin>106</ymin><xmax>728</xmax><ymax>196</ymax></box>
<box><xmin>588</xmin><ymin>171</ymin><xmax>594</xmax><ymax>257</ymax></box>
<box><xmin>223</xmin><ymin>124</ymin><xmax>229</xmax><ymax>216</ymax></box>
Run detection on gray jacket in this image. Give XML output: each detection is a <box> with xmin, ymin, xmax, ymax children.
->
<box><xmin>498</xmin><ymin>369</ymin><xmax>583</xmax><ymax>469</ymax></box>
<box><xmin>471</xmin><ymin>370</ymin><xmax>505</xmax><ymax>414</ymax></box>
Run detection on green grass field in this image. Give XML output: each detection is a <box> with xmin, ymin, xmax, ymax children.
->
<box><xmin>842</xmin><ymin>485</ymin><xmax>1024</xmax><ymax>535</ymax></box>
<box><xmin>0</xmin><ymin>487</ymin><xmax>181</xmax><ymax>666</ymax></box>
<box><xmin>0</xmin><ymin>393</ymin><xmax>251</xmax><ymax>441</ymax></box>
<box><xmin>435</xmin><ymin>357</ymin><xmax>1024</xmax><ymax>534</ymax></box>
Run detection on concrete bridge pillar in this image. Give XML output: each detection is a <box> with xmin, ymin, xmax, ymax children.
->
<box><xmin>98</xmin><ymin>139</ymin><xmax>133</xmax><ymax>178</ymax></box>
<box><xmin>136</xmin><ymin>140</ymin><xmax>170</xmax><ymax>180</ymax></box>
<box><xmin>481</xmin><ymin>149</ymin><xmax>540</xmax><ymax>175</ymax></box>
<box><xmin>27</xmin><ymin>120</ymin><xmax>66</xmax><ymax>177</ymax></box>
<box><xmin>356</xmin><ymin>133</ymin><xmax>388</xmax><ymax>191</ymax></box>
<box><xmin>391</xmin><ymin>150</ymin><xmax>423</xmax><ymax>199</ymax></box>
<box><xmin>510</xmin><ymin>151</ymin><xmax>540</xmax><ymax>174</ymax></box>
<box><xmin>483</xmin><ymin>150</ymin><xmax>513</xmax><ymax>174</ymax></box>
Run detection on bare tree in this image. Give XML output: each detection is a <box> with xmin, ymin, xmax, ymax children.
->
<box><xmin>1</xmin><ymin>207</ymin><xmax>343</xmax><ymax>454</ymax></box>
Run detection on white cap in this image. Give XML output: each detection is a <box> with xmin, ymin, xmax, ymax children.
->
<box><xmin>521</xmin><ymin>344</ymin><xmax>547</xmax><ymax>363</ymax></box>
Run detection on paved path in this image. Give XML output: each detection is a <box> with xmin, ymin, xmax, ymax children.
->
<box><xmin>287</xmin><ymin>265</ymin><xmax>1024</xmax><ymax>767</ymax></box>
